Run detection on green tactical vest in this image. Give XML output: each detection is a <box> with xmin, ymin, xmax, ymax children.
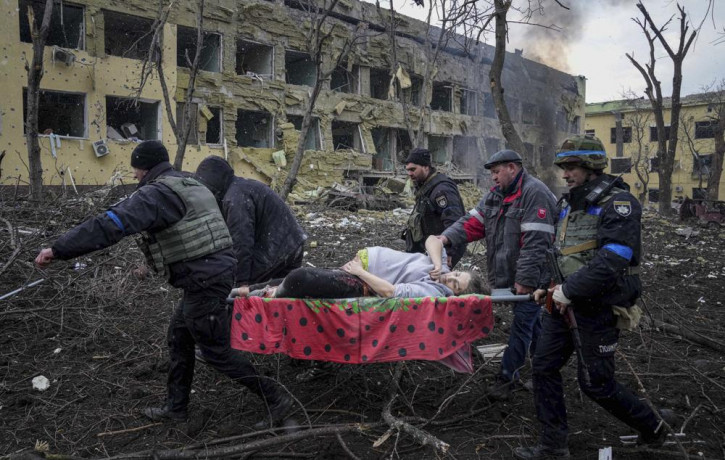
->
<box><xmin>139</xmin><ymin>175</ymin><xmax>232</xmax><ymax>275</ymax></box>
<box><xmin>555</xmin><ymin>186</ymin><xmax>626</xmax><ymax>278</ymax></box>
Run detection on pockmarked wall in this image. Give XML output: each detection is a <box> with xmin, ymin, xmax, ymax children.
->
<box><xmin>1</xmin><ymin>0</ymin><xmax>585</xmax><ymax>194</ymax></box>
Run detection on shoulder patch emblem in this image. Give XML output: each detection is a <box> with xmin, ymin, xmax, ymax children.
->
<box><xmin>537</xmin><ymin>208</ymin><xmax>547</xmax><ymax>219</ymax></box>
<box><xmin>435</xmin><ymin>194</ymin><xmax>448</xmax><ymax>208</ymax></box>
<box><xmin>613</xmin><ymin>200</ymin><xmax>632</xmax><ymax>217</ymax></box>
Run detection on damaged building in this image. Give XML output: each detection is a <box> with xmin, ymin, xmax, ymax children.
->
<box><xmin>1</xmin><ymin>0</ymin><xmax>585</xmax><ymax>192</ymax></box>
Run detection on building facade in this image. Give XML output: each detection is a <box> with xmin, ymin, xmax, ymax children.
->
<box><xmin>585</xmin><ymin>94</ymin><xmax>724</xmax><ymax>204</ymax></box>
<box><xmin>2</xmin><ymin>0</ymin><xmax>585</xmax><ymax>191</ymax></box>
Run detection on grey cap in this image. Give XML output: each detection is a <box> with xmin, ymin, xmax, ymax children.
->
<box><xmin>484</xmin><ymin>149</ymin><xmax>523</xmax><ymax>170</ymax></box>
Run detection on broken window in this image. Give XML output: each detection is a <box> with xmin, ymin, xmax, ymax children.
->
<box><xmin>523</xmin><ymin>142</ymin><xmax>534</xmax><ymax>158</ymax></box>
<box><xmin>331</xmin><ymin>63</ymin><xmax>359</xmax><ymax>93</ymax></box>
<box><xmin>483</xmin><ymin>93</ymin><xmax>497</xmax><ymax>119</ymax></box>
<box><xmin>288</xmin><ymin>115</ymin><xmax>322</xmax><ymax>151</ymax></box>
<box><xmin>236</xmin><ymin>39</ymin><xmax>273</xmax><ymax>77</ymax></box>
<box><xmin>483</xmin><ymin>137</ymin><xmax>499</xmax><ymax>156</ymax></box>
<box><xmin>431</xmin><ymin>82</ymin><xmax>452</xmax><ymax>112</ymax></box>
<box><xmin>103</xmin><ymin>10</ymin><xmax>154</xmax><ymax>60</ymax></box>
<box><xmin>522</xmin><ymin>102</ymin><xmax>537</xmax><ymax>124</ymax></box>
<box><xmin>236</xmin><ymin>110</ymin><xmax>273</xmax><ymax>148</ymax></box>
<box><xmin>692</xmin><ymin>188</ymin><xmax>707</xmax><ymax>200</ymax></box>
<box><xmin>610</xmin><ymin>126</ymin><xmax>632</xmax><ymax>143</ymax></box>
<box><xmin>205</xmin><ymin>106</ymin><xmax>223</xmax><ymax>145</ymax></box>
<box><xmin>285</xmin><ymin>50</ymin><xmax>315</xmax><ymax>86</ymax></box>
<box><xmin>648</xmin><ymin>189</ymin><xmax>659</xmax><ymax>203</ymax></box>
<box><xmin>401</xmin><ymin>75</ymin><xmax>422</xmax><ymax>106</ymax></box>
<box><xmin>649</xmin><ymin>125</ymin><xmax>670</xmax><ymax>142</ymax></box>
<box><xmin>176</xmin><ymin>102</ymin><xmax>199</xmax><ymax>145</ymax></box>
<box><xmin>19</xmin><ymin>0</ymin><xmax>85</xmax><ymax>50</ymax></box>
<box><xmin>459</xmin><ymin>89</ymin><xmax>479</xmax><ymax>116</ymax></box>
<box><xmin>428</xmin><ymin>135</ymin><xmax>450</xmax><ymax>164</ymax></box>
<box><xmin>371</xmin><ymin>127</ymin><xmax>409</xmax><ymax>171</ymax></box>
<box><xmin>106</xmin><ymin>96</ymin><xmax>160</xmax><ymax>140</ymax></box>
<box><xmin>695</xmin><ymin>121</ymin><xmax>715</xmax><ymax>139</ymax></box>
<box><xmin>452</xmin><ymin>136</ymin><xmax>478</xmax><ymax>170</ymax></box>
<box><xmin>23</xmin><ymin>88</ymin><xmax>85</xmax><ymax>138</ymax></box>
<box><xmin>610</xmin><ymin>157</ymin><xmax>632</xmax><ymax>174</ymax></box>
<box><xmin>177</xmin><ymin>26</ymin><xmax>222</xmax><ymax>72</ymax></box>
<box><xmin>649</xmin><ymin>156</ymin><xmax>659</xmax><ymax>172</ymax></box>
<box><xmin>556</xmin><ymin>111</ymin><xmax>568</xmax><ymax>132</ymax></box>
<box><xmin>692</xmin><ymin>154</ymin><xmax>712</xmax><ymax>178</ymax></box>
<box><xmin>331</xmin><ymin>120</ymin><xmax>364</xmax><ymax>152</ymax></box>
<box><xmin>369</xmin><ymin>68</ymin><xmax>389</xmax><ymax>100</ymax></box>
<box><xmin>585</xmin><ymin>129</ymin><xmax>596</xmax><ymax>137</ymax></box>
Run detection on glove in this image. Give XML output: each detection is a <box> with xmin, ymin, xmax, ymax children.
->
<box><xmin>552</xmin><ymin>285</ymin><xmax>571</xmax><ymax>305</ymax></box>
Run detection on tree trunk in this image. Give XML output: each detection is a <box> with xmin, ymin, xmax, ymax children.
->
<box><xmin>488</xmin><ymin>0</ymin><xmax>529</xmax><ymax>170</ymax></box>
<box><xmin>24</xmin><ymin>0</ymin><xmax>55</xmax><ymax>201</ymax></box>
<box><xmin>708</xmin><ymin>115</ymin><xmax>724</xmax><ymax>201</ymax></box>
<box><xmin>280</xmin><ymin>78</ymin><xmax>325</xmax><ymax>199</ymax></box>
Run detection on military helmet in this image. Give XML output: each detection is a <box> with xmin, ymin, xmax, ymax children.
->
<box><xmin>484</xmin><ymin>149</ymin><xmax>523</xmax><ymax>170</ymax></box>
<box><xmin>554</xmin><ymin>135</ymin><xmax>608</xmax><ymax>171</ymax></box>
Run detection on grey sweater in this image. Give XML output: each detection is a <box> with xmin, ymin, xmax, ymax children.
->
<box><xmin>366</xmin><ymin>247</ymin><xmax>454</xmax><ymax>298</ymax></box>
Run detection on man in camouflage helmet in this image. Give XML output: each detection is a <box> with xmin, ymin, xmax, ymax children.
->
<box><xmin>514</xmin><ymin>135</ymin><xmax>677</xmax><ymax>459</ymax></box>
<box><xmin>438</xmin><ymin>149</ymin><xmax>557</xmax><ymax>400</ymax></box>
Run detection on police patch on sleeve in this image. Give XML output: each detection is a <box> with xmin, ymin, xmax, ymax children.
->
<box><xmin>613</xmin><ymin>200</ymin><xmax>632</xmax><ymax>216</ymax></box>
<box><xmin>435</xmin><ymin>194</ymin><xmax>448</xmax><ymax>208</ymax></box>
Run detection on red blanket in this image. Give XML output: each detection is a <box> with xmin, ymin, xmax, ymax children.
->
<box><xmin>230</xmin><ymin>295</ymin><xmax>493</xmax><ymax>373</ymax></box>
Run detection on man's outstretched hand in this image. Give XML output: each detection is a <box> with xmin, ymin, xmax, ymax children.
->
<box><xmin>35</xmin><ymin>248</ymin><xmax>54</xmax><ymax>268</ymax></box>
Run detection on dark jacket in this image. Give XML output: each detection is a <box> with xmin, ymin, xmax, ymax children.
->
<box><xmin>195</xmin><ymin>156</ymin><xmax>307</xmax><ymax>284</ymax></box>
<box><xmin>443</xmin><ymin>169</ymin><xmax>557</xmax><ymax>289</ymax></box>
<box><xmin>52</xmin><ymin>162</ymin><xmax>236</xmax><ymax>292</ymax></box>
<box><xmin>406</xmin><ymin>171</ymin><xmax>467</xmax><ymax>266</ymax></box>
<box><xmin>558</xmin><ymin>174</ymin><xmax>642</xmax><ymax>308</ymax></box>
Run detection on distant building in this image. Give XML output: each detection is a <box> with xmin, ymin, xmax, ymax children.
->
<box><xmin>2</xmin><ymin>0</ymin><xmax>584</xmax><ymax>191</ymax></box>
<box><xmin>586</xmin><ymin>93</ymin><xmax>724</xmax><ymax>203</ymax></box>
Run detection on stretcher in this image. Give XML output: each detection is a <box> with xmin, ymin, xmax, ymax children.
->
<box><xmin>228</xmin><ymin>290</ymin><xmax>532</xmax><ymax>373</ymax></box>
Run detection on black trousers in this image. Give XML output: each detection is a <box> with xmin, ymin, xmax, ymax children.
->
<box><xmin>166</xmin><ymin>277</ymin><xmax>280</xmax><ymax>411</ymax></box>
<box><xmin>532</xmin><ymin>305</ymin><xmax>659</xmax><ymax>448</ymax></box>
<box><xmin>254</xmin><ymin>267</ymin><xmax>366</xmax><ymax>298</ymax></box>
<box><xmin>248</xmin><ymin>243</ymin><xmax>305</xmax><ymax>285</ymax></box>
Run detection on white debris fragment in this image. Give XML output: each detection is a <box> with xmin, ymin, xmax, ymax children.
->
<box><xmin>32</xmin><ymin>376</ymin><xmax>50</xmax><ymax>391</ymax></box>
<box><xmin>53</xmin><ymin>348</ymin><xmax>62</xmax><ymax>354</ymax></box>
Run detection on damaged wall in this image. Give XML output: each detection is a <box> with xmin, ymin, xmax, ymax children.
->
<box><xmin>1</xmin><ymin>0</ymin><xmax>585</xmax><ymax>193</ymax></box>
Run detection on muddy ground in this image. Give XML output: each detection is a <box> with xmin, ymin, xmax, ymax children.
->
<box><xmin>1</xmin><ymin>187</ymin><xmax>724</xmax><ymax>460</ymax></box>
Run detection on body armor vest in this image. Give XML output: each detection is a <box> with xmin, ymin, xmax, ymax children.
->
<box><xmin>140</xmin><ymin>176</ymin><xmax>232</xmax><ymax>274</ymax></box>
<box><xmin>406</xmin><ymin>172</ymin><xmax>460</xmax><ymax>243</ymax></box>
<box><xmin>555</xmin><ymin>186</ymin><xmax>625</xmax><ymax>278</ymax></box>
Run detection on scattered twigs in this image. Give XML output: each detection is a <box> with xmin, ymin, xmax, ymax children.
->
<box><xmin>641</xmin><ymin>315</ymin><xmax>725</xmax><ymax>353</ymax></box>
<box><xmin>106</xmin><ymin>424</ymin><xmax>377</xmax><ymax>459</ymax></box>
<box><xmin>97</xmin><ymin>423</ymin><xmax>162</xmax><ymax>437</ymax></box>
<box><xmin>378</xmin><ymin>363</ymin><xmax>450</xmax><ymax>454</ymax></box>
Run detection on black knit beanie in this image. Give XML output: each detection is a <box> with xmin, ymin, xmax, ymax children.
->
<box><xmin>130</xmin><ymin>140</ymin><xmax>169</xmax><ymax>170</ymax></box>
<box><xmin>403</xmin><ymin>147</ymin><xmax>431</xmax><ymax>166</ymax></box>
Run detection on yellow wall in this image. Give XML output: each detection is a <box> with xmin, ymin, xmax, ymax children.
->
<box><xmin>585</xmin><ymin>100</ymin><xmax>724</xmax><ymax>203</ymax></box>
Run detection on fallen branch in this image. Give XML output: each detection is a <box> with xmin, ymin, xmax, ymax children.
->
<box><xmin>97</xmin><ymin>422</ymin><xmax>162</xmax><ymax>437</ymax></box>
<box><xmin>641</xmin><ymin>316</ymin><xmax>725</xmax><ymax>353</ymax></box>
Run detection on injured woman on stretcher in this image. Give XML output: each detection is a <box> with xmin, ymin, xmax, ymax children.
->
<box><xmin>239</xmin><ymin>236</ymin><xmax>489</xmax><ymax>299</ymax></box>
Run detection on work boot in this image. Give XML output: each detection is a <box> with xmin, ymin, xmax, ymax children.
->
<box><xmin>142</xmin><ymin>405</ymin><xmax>188</xmax><ymax>422</ymax></box>
<box><xmin>639</xmin><ymin>408</ymin><xmax>679</xmax><ymax>447</ymax></box>
<box><xmin>487</xmin><ymin>375</ymin><xmax>514</xmax><ymax>401</ymax></box>
<box><xmin>253</xmin><ymin>392</ymin><xmax>294</xmax><ymax>430</ymax></box>
<box><xmin>513</xmin><ymin>444</ymin><xmax>571</xmax><ymax>459</ymax></box>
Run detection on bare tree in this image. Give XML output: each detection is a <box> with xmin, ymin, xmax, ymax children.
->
<box><xmin>705</xmin><ymin>81</ymin><xmax>724</xmax><ymax>201</ymax></box>
<box><xmin>136</xmin><ymin>0</ymin><xmax>205</xmax><ymax>170</ymax></box>
<box><xmin>626</xmin><ymin>2</ymin><xmax>698</xmax><ymax>216</ymax></box>
<box><xmin>622</xmin><ymin>94</ymin><xmax>653</xmax><ymax>203</ymax></box>
<box><xmin>23</xmin><ymin>0</ymin><xmax>54</xmax><ymax>201</ymax></box>
<box><xmin>279</xmin><ymin>0</ymin><xmax>367</xmax><ymax>199</ymax></box>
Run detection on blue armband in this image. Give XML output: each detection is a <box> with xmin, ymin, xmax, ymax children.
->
<box><xmin>602</xmin><ymin>243</ymin><xmax>633</xmax><ymax>261</ymax></box>
<box><xmin>105</xmin><ymin>210</ymin><xmax>126</xmax><ymax>234</ymax></box>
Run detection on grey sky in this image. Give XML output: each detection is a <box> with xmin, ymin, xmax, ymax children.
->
<box><xmin>373</xmin><ymin>0</ymin><xmax>724</xmax><ymax>103</ymax></box>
